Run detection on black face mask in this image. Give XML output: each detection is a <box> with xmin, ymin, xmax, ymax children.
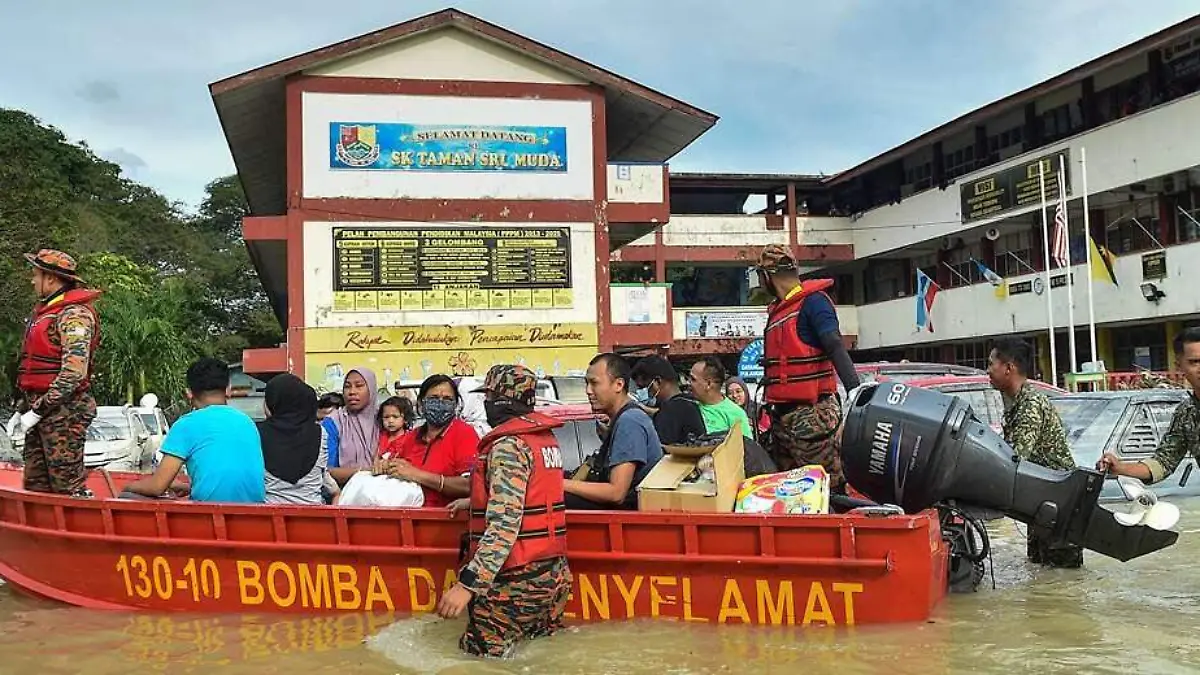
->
<box><xmin>484</xmin><ymin>399</ymin><xmax>532</xmax><ymax>428</ymax></box>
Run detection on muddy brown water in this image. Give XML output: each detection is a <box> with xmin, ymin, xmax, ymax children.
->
<box><xmin>0</xmin><ymin>499</ymin><xmax>1196</xmax><ymax>675</ymax></box>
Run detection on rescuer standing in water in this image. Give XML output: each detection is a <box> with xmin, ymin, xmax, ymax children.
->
<box><xmin>755</xmin><ymin>244</ymin><xmax>860</xmax><ymax>493</ymax></box>
<box><xmin>15</xmin><ymin>249</ymin><xmax>101</xmax><ymax>497</ymax></box>
<box><xmin>437</xmin><ymin>365</ymin><xmax>571</xmax><ymax>659</ymax></box>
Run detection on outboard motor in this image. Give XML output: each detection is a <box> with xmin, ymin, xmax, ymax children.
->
<box><xmin>840</xmin><ymin>382</ymin><xmax>1178</xmax><ymax>562</ymax></box>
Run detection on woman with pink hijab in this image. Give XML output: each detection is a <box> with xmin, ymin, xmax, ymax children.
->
<box><xmin>321</xmin><ymin>367</ymin><xmax>381</xmax><ymax>485</ymax></box>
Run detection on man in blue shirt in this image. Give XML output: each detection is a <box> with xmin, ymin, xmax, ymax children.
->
<box><xmin>124</xmin><ymin>358</ymin><xmax>265</xmax><ymax>503</ymax></box>
<box><xmin>565</xmin><ymin>353</ymin><xmax>663</xmax><ymax>510</ymax></box>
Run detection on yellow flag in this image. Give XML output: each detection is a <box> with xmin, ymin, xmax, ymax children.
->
<box><xmin>1089</xmin><ymin>236</ymin><xmax>1118</xmax><ymax>285</ymax></box>
<box><xmin>994</xmin><ymin>283</ymin><xmax>1008</xmax><ymax>299</ymax></box>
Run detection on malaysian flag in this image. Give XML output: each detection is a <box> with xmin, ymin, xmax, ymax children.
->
<box><xmin>1051</xmin><ymin>199</ymin><xmax>1070</xmax><ymax>269</ymax></box>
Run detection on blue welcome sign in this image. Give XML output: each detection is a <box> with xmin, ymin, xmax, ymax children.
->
<box><xmin>329</xmin><ymin>122</ymin><xmax>568</xmax><ymax>172</ymax></box>
<box><xmin>738</xmin><ymin>338</ymin><xmax>765</xmax><ymax>382</ymax></box>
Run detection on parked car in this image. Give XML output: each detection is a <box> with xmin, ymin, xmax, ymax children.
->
<box><xmin>1051</xmin><ymin>390</ymin><xmax>1198</xmax><ymax>501</ymax></box>
<box><xmin>538</xmin><ymin>376</ymin><xmax>588</xmax><ymax>404</ymax></box>
<box><xmin>542</xmin><ymin>404</ymin><xmax>603</xmax><ymax>475</ymax></box>
<box><xmin>903</xmin><ymin>375</ymin><xmax>1066</xmax><ymax>433</ymax></box>
<box><xmin>227</xmin><ymin>394</ymin><xmax>266</xmax><ymax>422</ymax></box>
<box><xmin>132</xmin><ymin>393</ymin><xmax>170</xmax><ymax>460</ymax></box>
<box><xmin>85</xmin><ymin>406</ymin><xmax>153</xmax><ymax>471</ymax></box>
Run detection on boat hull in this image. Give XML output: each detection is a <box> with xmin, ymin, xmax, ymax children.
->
<box><xmin>0</xmin><ymin>465</ymin><xmax>947</xmax><ymax>626</ymax></box>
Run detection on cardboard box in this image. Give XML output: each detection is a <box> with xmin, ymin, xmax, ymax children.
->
<box><xmin>637</xmin><ymin>422</ymin><xmax>746</xmax><ymax>513</ymax></box>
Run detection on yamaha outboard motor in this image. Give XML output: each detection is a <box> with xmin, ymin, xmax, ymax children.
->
<box><xmin>840</xmin><ymin>382</ymin><xmax>1178</xmax><ymax>562</ymax></box>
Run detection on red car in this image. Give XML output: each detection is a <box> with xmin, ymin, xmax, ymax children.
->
<box><xmin>901</xmin><ymin>375</ymin><xmax>1066</xmax><ymax>432</ymax></box>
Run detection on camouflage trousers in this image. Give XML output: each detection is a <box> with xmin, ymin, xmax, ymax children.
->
<box><xmin>460</xmin><ymin>556</ymin><xmax>572</xmax><ymax>659</ymax></box>
<box><xmin>23</xmin><ymin>393</ymin><xmax>96</xmax><ymax>496</ymax></box>
<box><xmin>765</xmin><ymin>397</ymin><xmax>845</xmax><ymax>491</ymax></box>
<box><xmin>1027</xmin><ymin>531</ymin><xmax>1084</xmax><ymax>568</ymax></box>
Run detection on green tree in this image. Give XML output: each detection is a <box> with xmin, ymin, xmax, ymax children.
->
<box><xmin>0</xmin><ymin>109</ymin><xmax>284</xmax><ymax>404</ymax></box>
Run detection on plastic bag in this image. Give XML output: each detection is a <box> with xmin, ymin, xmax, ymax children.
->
<box><xmin>339</xmin><ymin>471</ymin><xmax>425</xmax><ymax>508</ymax></box>
<box><xmin>735</xmin><ymin>466</ymin><xmax>829</xmax><ymax>515</ymax></box>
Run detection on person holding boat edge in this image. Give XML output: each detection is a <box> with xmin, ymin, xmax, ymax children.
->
<box><xmin>1097</xmin><ymin>327</ymin><xmax>1200</xmax><ymax>487</ymax></box>
<box><xmin>437</xmin><ymin>365</ymin><xmax>571</xmax><ymax>659</ymax></box>
<box><xmin>987</xmin><ymin>337</ymin><xmax>1082</xmax><ymax>568</ymax></box>
<box><xmin>755</xmin><ymin>244</ymin><xmax>859</xmax><ymax>493</ymax></box>
<box><xmin>16</xmin><ymin>249</ymin><xmax>100</xmax><ymax>497</ymax></box>
<box><xmin>564</xmin><ymin>353</ymin><xmax>663</xmax><ymax>509</ymax></box>
<box><xmin>123</xmin><ymin>358</ymin><xmax>265</xmax><ymax>503</ymax></box>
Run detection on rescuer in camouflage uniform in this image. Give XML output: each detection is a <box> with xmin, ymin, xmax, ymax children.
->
<box><xmin>16</xmin><ymin>250</ymin><xmax>100</xmax><ymax>497</ymax></box>
<box><xmin>986</xmin><ymin>337</ymin><xmax>1081</xmax><ymax>567</ymax></box>
<box><xmin>755</xmin><ymin>244</ymin><xmax>860</xmax><ymax>492</ymax></box>
<box><xmin>1098</xmin><ymin>326</ymin><xmax>1200</xmax><ymax>487</ymax></box>
<box><xmin>437</xmin><ymin>365</ymin><xmax>571</xmax><ymax>658</ymax></box>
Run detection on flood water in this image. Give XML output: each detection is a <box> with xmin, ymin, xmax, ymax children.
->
<box><xmin>1</xmin><ymin>500</ymin><xmax>1197</xmax><ymax>675</ymax></box>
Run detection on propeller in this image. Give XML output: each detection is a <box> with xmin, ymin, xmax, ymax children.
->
<box><xmin>1111</xmin><ymin>476</ymin><xmax>1180</xmax><ymax>531</ymax></box>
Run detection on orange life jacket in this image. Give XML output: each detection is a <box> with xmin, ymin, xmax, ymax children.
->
<box><xmin>17</xmin><ymin>289</ymin><xmax>101</xmax><ymax>394</ymax></box>
<box><xmin>468</xmin><ymin>412</ymin><xmax>568</xmax><ymax>570</ymax></box>
<box><xmin>763</xmin><ymin>278</ymin><xmax>838</xmax><ymax>404</ymax></box>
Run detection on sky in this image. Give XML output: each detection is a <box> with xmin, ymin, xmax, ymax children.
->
<box><xmin>1</xmin><ymin>1</ymin><xmax>1197</xmax><ymax>210</ymax></box>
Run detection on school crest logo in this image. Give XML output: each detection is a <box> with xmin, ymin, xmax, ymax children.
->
<box><xmin>335</xmin><ymin>124</ymin><xmax>380</xmax><ymax>168</ymax></box>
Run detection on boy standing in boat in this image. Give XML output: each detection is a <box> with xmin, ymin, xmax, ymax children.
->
<box><xmin>16</xmin><ymin>249</ymin><xmax>100</xmax><ymax>497</ymax></box>
<box><xmin>437</xmin><ymin>365</ymin><xmax>571</xmax><ymax>659</ymax></box>
<box><xmin>755</xmin><ymin>244</ymin><xmax>860</xmax><ymax>493</ymax></box>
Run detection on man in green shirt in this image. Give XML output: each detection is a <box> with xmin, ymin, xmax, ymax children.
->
<box><xmin>688</xmin><ymin>357</ymin><xmax>752</xmax><ymax>439</ymax></box>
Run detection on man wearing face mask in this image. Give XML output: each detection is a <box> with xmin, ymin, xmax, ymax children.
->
<box><xmin>437</xmin><ymin>365</ymin><xmax>571</xmax><ymax>659</ymax></box>
<box><xmin>755</xmin><ymin>244</ymin><xmax>860</xmax><ymax>494</ymax></box>
<box><xmin>632</xmin><ymin>355</ymin><xmax>706</xmax><ymax>445</ymax></box>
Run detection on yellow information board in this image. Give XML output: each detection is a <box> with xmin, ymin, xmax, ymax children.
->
<box><xmin>332</xmin><ymin>226</ymin><xmax>574</xmax><ymax>312</ymax></box>
<box><xmin>304</xmin><ymin>323</ymin><xmax>597</xmax><ymax>391</ymax></box>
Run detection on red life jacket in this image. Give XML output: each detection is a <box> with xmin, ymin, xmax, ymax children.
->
<box><xmin>468</xmin><ymin>412</ymin><xmax>568</xmax><ymax>571</ymax></box>
<box><xmin>17</xmin><ymin>289</ymin><xmax>102</xmax><ymax>395</ymax></box>
<box><xmin>763</xmin><ymin>279</ymin><xmax>838</xmax><ymax>404</ymax></box>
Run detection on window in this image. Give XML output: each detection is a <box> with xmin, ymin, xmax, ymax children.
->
<box><xmin>956</xmin><ymin>389</ymin><xmax>1000</xmax><ymax>428</ymax></box>
<box><xmin>943</xmin><ymin>145</ymin><xmax>976</xmax><ymax>181</ymax></box>
<box><xmin>1106</xmin><ymin>197</ymin><xmax>1161</xmax><ymax>255</ymax></box>
<box><xmin>1111</xmin><ymin>324</ymin><xmax>1168</xmax><ymax>371</ymax></box>
<box><xmin>1177</xmin><ymin>190</ymin><xmax>1200</xmax><ymax>243</ymax></box>
<box><xmin>910</xmin><ymin>346</ymin><xmax>942</xmax><ymax>363</ymax></box>
<box><xmin>1118</xmin><ymin>405</ymin><xmax>1161</xmax><ymax>458</ymax></box>
<box><xmin>1147</xmin><ymin>401</ymin><xmax>1182</xmax><ymax>437</ymax></box>
<box><xmin>994</xmin><ymin>229</ymin><xmax>1035</xmax><ymax>278</ymax></box>
<box><xmin>953</xmin><ymin>341</ymin><xmax>991</xmax><ymax>371</ymax></box>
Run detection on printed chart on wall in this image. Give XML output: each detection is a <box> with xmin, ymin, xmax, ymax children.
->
<box><xmin>330</xmin><ymin>123</ymin><xmax>567</xmax><ymax>172</ymax></box>
<box><xmin>332</xmin><ymin>226</ymin><xmax>573</xmax><ymax>312</ymax></box>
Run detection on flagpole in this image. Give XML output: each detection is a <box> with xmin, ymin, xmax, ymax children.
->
<box><xmin>1059</xmin><ymin>154</ymin><xmax>1078</xmax><ymax>377</ymax></box>
<box><xmin>1039</xmin><ymin>162</ymin><xmax>1059</xmax><ymax>388</ymax></box>
<box><xmin>1081</xmin><ymin>147</ymin><xmax>1099</xmax><ymax>368</ymax></box>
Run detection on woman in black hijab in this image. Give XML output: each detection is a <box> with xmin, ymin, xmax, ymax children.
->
<box><xmin>259</xmin><ymin>373</ymin><xmax>337</xmax><ymax>505</ymax></box>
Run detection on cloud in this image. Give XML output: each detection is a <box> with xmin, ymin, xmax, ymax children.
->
<box><xmin>100</xmin><ymin>147</ymin><xmax>147</xmax><ymax>171</ymax></box>
<box><xmin>76</xmin><ymin>80</ymin><xmax>120</xmax><ymax>105</ymax></box>
<box><xmin>0</xmin><ymin>0</ymin><xmax>1196</xmax><ymax>207</ymax></box>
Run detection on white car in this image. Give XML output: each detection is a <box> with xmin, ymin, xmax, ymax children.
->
<box><xmin>85</xmin><ymin>406</ymin><xmax>153</xmax><ymax>471</ymax></box>
<box><xmin>132</xmin><ymin>393</ymin><xmax>170</xmax><ymax>460</ymax></box>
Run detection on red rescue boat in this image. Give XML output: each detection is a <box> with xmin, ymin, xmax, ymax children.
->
<box><xmin>0</xmin><ymin>463</ymin><xmax>948</xmax><ymax>626</ymax></box>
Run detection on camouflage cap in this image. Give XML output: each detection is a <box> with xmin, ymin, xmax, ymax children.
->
<box><xmin>473</xmin><ymin>365</ymin><xmax>538</xmax><ymax>406</ymax></box>
<box><xmin>755</xmin><ymin>244</ymin><xmax>797</xmax><ymax>274</ymax></box>
<box><xmin>24</xmin><ymin>248</ymin><xmax>84</xmax><ymax>284</ymax></box>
